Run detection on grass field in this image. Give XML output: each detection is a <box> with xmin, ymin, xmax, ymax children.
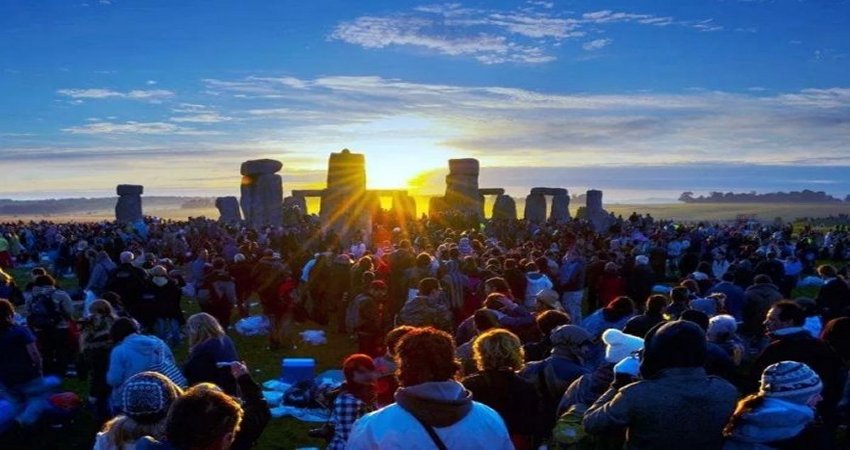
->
<box><xmin>3</xmin><ymin>202</ymin><xmax>850</xmax><ymax>224</ymax></box>
<box><xmin>8</xmin><ymin>267</ymin><xmax>356</xmax><ymax>450</ymax></box>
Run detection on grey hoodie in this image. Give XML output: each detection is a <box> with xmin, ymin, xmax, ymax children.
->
<box><xmin>395</xmin><ymin>381</ymin><xmax>474</xmax><ymax>427</ymax></box>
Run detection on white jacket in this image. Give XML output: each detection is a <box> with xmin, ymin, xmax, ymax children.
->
<box><xmin>346</xmin><ymin>383</ymin><xmax>514</xmax><ymax>450</ymax></box>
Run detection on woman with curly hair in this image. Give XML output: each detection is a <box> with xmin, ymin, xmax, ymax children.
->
<box><xmin>347</xmin><ymin>327</ymin><xmax>513</xmax><ymax>449</ymax></box>
<box><xmin>463</xmin><ymin>328</ymin><xmax>542</xmax><ymax>450</ymax></box>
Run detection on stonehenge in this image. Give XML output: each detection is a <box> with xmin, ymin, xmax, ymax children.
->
<box><xmin>229</xmin><ymin>151</ymin><xmax>608</xmax><ymax>238</ymax></box>
<box><xmin>524</xmin><ymin>193</ymin><xmax>548</xmax><ymax>224</ymax></box>
<box><xmin>522</xmin><ymin>187</ymin><xmax>570</xmax><ymax>224</ymax></box>
<box><xmin>215</xmin><ymin>196</ymin><xmax>242</xmax><ymax>224</ymax></box>
<box><xmin>441</xmin><ymin>158</ymin><xmax>485</xmax><ymax>219</ymax></box>
<box><xmin>319</xmin><ymin>149</ymin><xmax>373</xmax><ymax>239</ymax></box>
<box><xmin>240</xmin><ymin>159</ymin><xmax>283</xmax><ymax>227</ymax></box>
<box><xmin>115</xmin><ymin>184</ymin><xmax>143</xmax><ymax>223</ymax></box>
<box><xmin>580</xmin><ymin>189</ymin><xmax>613</xmax><ymax>231</ymax></box>
<box><xmin>492</xmin><ymin>194</ymin><xmax>517</xmax><ymax>220</ymax></box>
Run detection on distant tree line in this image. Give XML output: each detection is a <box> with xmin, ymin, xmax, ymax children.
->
<box><xmin>678</xmin><ymin>190</ymin><xmax>848</xmax><ymax>204</ymax></box>
<box><xmin>0</xmin><ymin>196</ymin><xmax>216</xmax><ymax>215</ymax></box>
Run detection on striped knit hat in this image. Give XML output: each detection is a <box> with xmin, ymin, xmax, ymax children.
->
<box><xmin>121</xmin><ymin>371</ymin><xmax>183</xmax><ymax>424</ymax></box>
<box><xmin>759</xmin><ymin>361</ymin><xmax>822</xmax><ymax>404</ymax></box>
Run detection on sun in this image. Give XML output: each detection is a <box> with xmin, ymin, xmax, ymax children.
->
<box><xmin>342</xmin><ymin>115</ymin><xmax>460</xmax><ymax>192</ymax></box>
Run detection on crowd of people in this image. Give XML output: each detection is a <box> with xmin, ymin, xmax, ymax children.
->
<box><xmin>0</xmin><ymin>211</ymin><xmax>849</xmax><ymax>449</ymax></box>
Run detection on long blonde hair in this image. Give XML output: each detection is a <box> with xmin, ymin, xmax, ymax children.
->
<box><xmin>99</xmin><ymin>414</ymin><xmax>167</xmax><ymax>447</ymax></box>
<box><xmin>186</xmin><ymin>313</ymin><xmax>226</xmax><ymax>351</ymax></box>
<box><xmin>472</xmin><ymin>328</ymin><xmax>525</xmax><ymax>372</ymax></box>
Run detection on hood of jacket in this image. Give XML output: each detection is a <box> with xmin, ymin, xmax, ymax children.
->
<box><xmin>395</xmin><ymin>380</ymin><xmax>474</xmax><ymax>427</ymax></box>
<box><xmin>727</xmin><ymin>397</ymin><xmax>815</xmax><ymax>444</ymax></box>
<box><xmin>120</xmin><ymin>333</ymin><xmax>165</xmax><ymax>358</ymax></box>
<box><xmin>746</xmin><ymin>283</ymin><xmax>780</xmax><ymax>298</ymax></box>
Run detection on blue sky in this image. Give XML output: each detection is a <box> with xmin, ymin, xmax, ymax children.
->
<box><xmin>1</xmin><ymin>0</ymin><xmax>849</xmax><ymax>201</ymax></box>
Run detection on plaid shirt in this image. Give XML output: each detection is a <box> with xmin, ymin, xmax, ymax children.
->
<box><xmin>329</xmin><ymin>392</ymin><xmax>372</xmax><ymax>450</ymax></box>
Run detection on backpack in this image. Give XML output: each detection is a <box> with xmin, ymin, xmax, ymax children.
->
<box><xmin>29</xmin><ymin>292</ymin><xmax>64</xmax><ymax>330</ymax></box>
<box><xmin>551</xmin><ymin>403</ymin><xmax>589</xmax><ymax>446</ymax></box>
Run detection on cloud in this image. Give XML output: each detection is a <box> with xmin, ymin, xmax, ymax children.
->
<box><xmin>583</xmin><ymin>38</ymin><xmax>612</xmax><ymax>51</ymax></box>
<box><xmin>195</xmin><ymin>75</ymin><xmax>850</xmax><ymax>169</ymax></box>
<box><xmin>62</xmin><ymin>121</ymin><xmax>215</xmax><ymax>135</ymax></box>
<box><xmin>331</xmin><ymin>4</ymin><xmax>720</xmax><ymax>64</ymax></box>
<box><xmin>170</xmin><ymin>113</ymin><xmax>232</xmax><ymax>123</ymax></box>
<box><xmin>56</xmin><ymin>88</ymin><xmax>175</xmax><ymax>102</ymax></box>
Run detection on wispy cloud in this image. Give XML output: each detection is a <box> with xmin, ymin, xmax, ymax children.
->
<box><xmin>170</xmin><ymin>113</ymin><xmax>232</xmax><ymax>123</ymax></box>
<box><xmin>56</xmin><ymin>88</ymin><xmax>175</xmax><ymax>102</ymax></box>
<box><xmin>62</xmin><ymin>121</ymin><xmax>215</xmax><ymax>135</ymax></box>
<box><xmin>583</xmin><ymin>38</ymin><xmax>612</xmax><ymax>51</ymax></box>
<box><xmin>330</xmin><ymin>4</ymin><xmax>720</xmax><ymax>64</ymax></box>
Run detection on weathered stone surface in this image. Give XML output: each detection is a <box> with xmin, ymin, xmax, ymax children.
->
<box><xmin>448</xmin><ymin>158</ymin><xmax>479</xmax><ymax>175</ymax></box>
<box><xmin>583</xmin><ymin>189</ymin><xmax>612</xmax><ymax>232</ymax></box>
<box><xmin>442</xmin><ymin>158</ymin><xmax>483</xmax><ymax>218</ymax></box>
<box><xmin>524</xmin><ymin>193</ymin><xmax>547</xmax><ymax>224</ymax></box>
<box><xmin>327</xmin><ymin>149</ymin><xmax>366</xmax><ymax>192</ymax></box>
<box><xmin>530</xmin><ymin>187</ymin><xmax>568</xmax><ymax>196</ymax></box>
<box><xmin>215</xmin><ymin>196</ymin><xmax>242</xmax><ymax>223</ymax></box>
<box><xmin>291</xmin><ymin>189</ymin><xmax>325</xmax><ymax>197</ymax></box>
<box><xmin>390</xmin><ymin>193</ymin><xmax>417</xmax><ymax>221</ymax></box>
<box><xmin>550</xmin><ymin>193</ymin><xmax>570</xmax><ymax>223</ymax></box>
<box><xmin>587</xmin><ymin>189</ymin><xmax>603</xmax><ymax>212</ymax></box>
<box><xmin>240</xmin><ymin>160</ymin><xmax>284</xmax><ymax>227</ymax></box>
<box><xmin>116</xmin><ymin>184</ymin><xmax>143</xmax><ymax>196</ymax></box>
<box><xmin>320</xmin><ymin>149</ymin><xmax>373</xmax><ymax>242</ymax></box>
<box><xmin>283</xmin><ymin>195</ymin><xmax>307</xmax><ymax>213</ymax></box>
<box><xmin>478</xmin><ymin>188</ymin><xmax>505</xmax><ymax>196</ymax></box>
<box><xmin>282</xmin><ymin>196</ymin><xmax>307</xmax><ymax>226</ymax></box>
<box><xmin>492</xmin><ymin>194</ymin><xmax>517</xmax><ymax>220</ymax></box>
<box><xmin>115</xmin><ymin>185</ymin><xmax>143</xmax><ymax>223</ymax></box>
<box><xmin>240</xmin><ymin>159</ymin><xmax>283</xmax><ymax>176</ymax></box>
<box><xmin>429</xmin><ymin>196</ymin><xmax>448</xmax><ymax>217</ymax></box>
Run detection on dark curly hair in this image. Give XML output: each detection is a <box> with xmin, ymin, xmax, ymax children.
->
<box><xmin>395</xmin><ymin>327</ymin><xmax>460</xmax><ymax>386</ymax></box>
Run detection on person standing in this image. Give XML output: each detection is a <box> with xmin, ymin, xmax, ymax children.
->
<box><xmin>584</xmin><ymin>320</ymin><xmax>738</xmax><ymax>450</ymax></box>
<box><xmin>346</xmin><ymin>327</ymin><xmax>513</xmax><ymax>450</ymax></box>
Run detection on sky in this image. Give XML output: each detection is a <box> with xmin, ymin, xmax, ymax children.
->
<box><xmin>1</xmin><ymin>0</ymin><xmax>849</xmax><ymax>202</ymax></box>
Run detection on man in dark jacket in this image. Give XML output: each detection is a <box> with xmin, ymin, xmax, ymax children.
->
<box><xmin>815</xmin><ymin>265</ymin><xmax>850</xmax><ymax>322</ymax></box>
<box><xmin>754</xmin><ymin>252</ymin><xmax>785</xmax><ymax>290</ymax></box>
<box><xmin>741</xmin><ymin>275</ymin><xmax>783</xmax><ymax>339</ymax></box>
<box><xmin>707</xmin><ymin>272</ymin><xmax>746</xmax><ymax>321</ymax></box>
<box><xmin>753</xmin><ymin>301</ymin><xmax>845</xmax><ymax>429</ymax></box>
<box><xmin>584</xmin><ymin>320</ymin><xmax>738</xmax><ymax>450</ymax></box>
<box><xmin>105</xmin><ymin>251</ymin><xmax>148</xmax><ymax>320</ymax></box>
<box><xmin>627</xmin><ymin>255</ymin><xmax>655</xmax><ymax>309</ymax></box>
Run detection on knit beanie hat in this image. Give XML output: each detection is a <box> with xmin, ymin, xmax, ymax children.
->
<box><xmin>602</xmin><ymin>329</ymin><xmax>644</xmax><ymax>364</ymax></box>
<box><xmin>760</xmin><ymin>361</ymin><xmax>823</xmax><ymax>405</ymax></box>
<box><xmin>707</xmin><ymin>314</ymin><xmax>737</xmax><ymax>340</ymax></box>
<box><xmin>121</xmin><ymin>372</ymin><xmax>183</xmax><ymax>424</ymax></box>
<box><xmin>550</xmin><ymin>325</ymin><xmax>592</xmax><ymax>348</ymax></box>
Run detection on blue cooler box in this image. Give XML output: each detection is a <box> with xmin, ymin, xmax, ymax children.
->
<box><xmin>280</xmin><ymin>358</ymin><xmax>315</xmax><ymax>384</ymax></box>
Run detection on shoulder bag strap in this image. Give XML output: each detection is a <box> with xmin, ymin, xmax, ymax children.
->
<box><xmin>410</xmin><ymin>413</ymin><xmax>448</xmax><ymax>450</ymax></box>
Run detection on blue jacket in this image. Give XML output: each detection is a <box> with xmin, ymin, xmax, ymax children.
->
<box><xmin>724</xmin><ymin>397</ymin><xmax>815</xmax><ymax>449</ymax></box>
<box><xmin>708</xmin><ymin>281</ymin><xmax>746</xmax><ymax>321</ymax></box>
<box><xmin>106</xmin><ymin>333</ymin><xmax>178</xmax><ymax>405</ymax></box>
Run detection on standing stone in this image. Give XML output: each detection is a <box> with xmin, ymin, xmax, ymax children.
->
<box><xmin>115</xmin><ymin>185</ymin><xmax>143</xmax><ymax>223</ymax></box>
<box><xmin>492</xmin><ymin>194</ymin><xmax>517</xmax><ymax>220</ymax></box>
<box><xmin>240</xmin><ymin>159</ymin><xmax>283</xmax><ymax>227</ymax></box>
<box><xmin>283</xmin><ymin>195</ymin><xmax>307</xmax><ymax>214</ymax></box>
<box><xmin>320</xmin><ymin>149</ymin><xmax>372</xmax><ymax>242</ymax></box>
<box><xmin>583</xmin><ymin>189</ymin><xmax>611</xmax><ymax>232</ymax></box>
<box><xmin>282</xmin><ymin>196</ymin><xmax>307</xmax><ymax>226</ymax></box>
<box><xmin>443</xmin><ymin>158</ymin><xmax>483</xmax><ymax>219</ymax></box>
<box><xmin>215</xmin><ymin>197</ymin><xmax>242</xmax><ymax>224</ymax></box>
<box><xmin>550</xmin><ymin>193</ymin><xmax>570</xmax><ymax>223</ymax></box>
<box><xmin>391</xmin><ymin>193</ymin><xmax>417</xmax><ymax>222</ymax></box>
<box><xmin>524</xmin><ymin>193</ymin><xmax>547</xmax><ymax>224</ymax></box>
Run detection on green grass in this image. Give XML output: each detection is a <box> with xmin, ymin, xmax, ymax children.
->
<box><xmin>8</xmin><ymin>268</ymin><xmax>356</xmax><ymax>450</ymax></box>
